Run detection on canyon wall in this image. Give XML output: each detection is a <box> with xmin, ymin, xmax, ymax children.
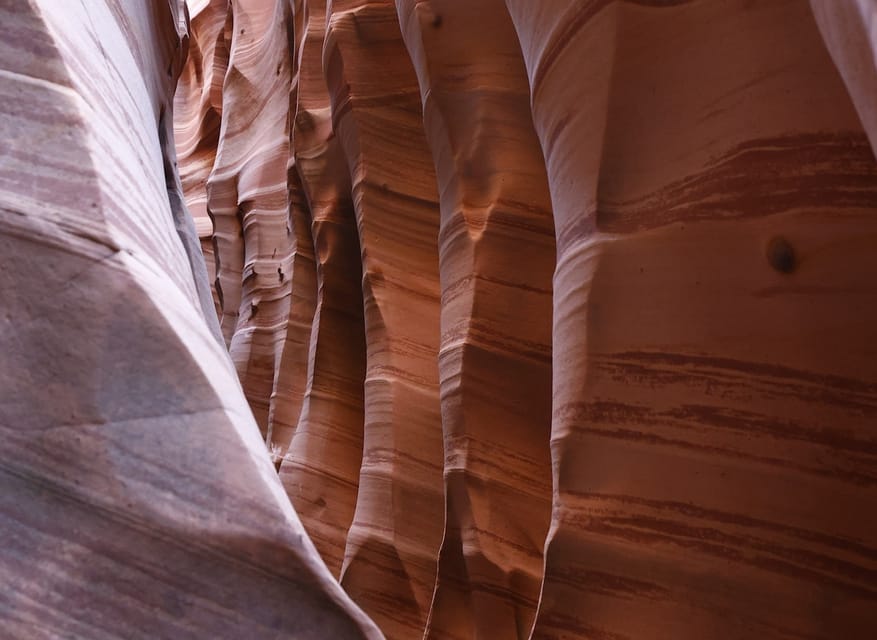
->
<box><xmin>505</xmin><ymin>1</ymin><xmax>877</xmax><ymax>638</ymax></box>
<box><xmin>2</xmin><ymin>0</ymin><xmax>877</xmax><ymax>638</ymax></box>
<box><xmin>179</xmin><ymin>0</ymin><xmax>877</xmax><ymax>638</ymax></box>
<box><xmin>0</xmin><ymin>1</ymin><xmax>379</xmax><ymax>638</ymax></box>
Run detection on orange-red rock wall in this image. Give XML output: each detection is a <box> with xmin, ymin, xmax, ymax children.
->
<box><xmin>175</xmin><ymin>1</ymin><xmax>877</xmax><ymax>638</ymax></box>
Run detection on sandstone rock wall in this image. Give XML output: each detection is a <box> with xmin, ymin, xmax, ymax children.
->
<box><xmin>282</xmin><ymin>0</ymin><xmax>367</xmax><ymax>578</ymax></box>
<box><xmin>395</xmin><ymin>2</ymin><xmax>555</xmax><ymax>637</ymax></box>
<box><xmin>504</xmin><ymin>1</ymin><xmax>877</xmax><ymax>638</ymax></box>
<box><xmin>3</xmin><ymin>0</ymin><xmax>877</xmax><ymax>638</ymax></box>
<box><xmin>322</xmin><ymin>3</ymin><xmax>446</xmax><ymax>637</ymax></box>
<box><xmin>0</xmin><ymin>1</ymin><xmax>381</xmax><ymax>638</ymax></box>
<box><xmin>179</xmin><ymin>1</ymin><xmax>877</xmax><ymax>638</ymax></box>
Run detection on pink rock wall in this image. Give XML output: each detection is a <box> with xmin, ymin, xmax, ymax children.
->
<box><xmin>4</xmin><ymin>0</ymin><xmax>877</xmax><ymax>638</ymax></box>
<box><xmin>187</xmin><ymin>2</ymin><xmax>877</xmax><ymax>637</ymax></box>
<box><xmin>504</xmin><ymin>1</ymin><xmax>877</xmax><ymax>638</ymax></box>
<box><xmin>0</xmin><ymin>1</ymin><xmax>380</xmax><ymax>637</ymax></box>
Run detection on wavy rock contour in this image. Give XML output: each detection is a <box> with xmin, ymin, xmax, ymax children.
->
<box><xmin>4</xmin><ymin>0</ymin><xmax>877</xmax><ymax>639</ymax></box>
<box><xmin>0</xmin><ymin>1</ymin><xmax>380</xmax><ymax>638</ymax></box>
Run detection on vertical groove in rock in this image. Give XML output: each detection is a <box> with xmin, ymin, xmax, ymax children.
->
<box><xmin>174</xmin><ymin>0</ymin><xmax>227</xmax><ymax>321</ymax></box>
<box><xmin>396</xmin><ymin>1</ymin><xmax>555</xmax><ymax>638</ymax></box>
<box><xmin>505</xmin><ymin>1</ymin><xmax>877</xmax><ymax>638</ymax></box>
<box><xmin>265</xmin><ymin>0</ymin><xmax>317</xmax><ymax>457</ymax></box>
<box><xmin>267</xmin><ymin>167</ymin><xmax>317</xmax><ymax>458</ymax></box>
<box><xmin>205</xmin><ymin>3</ymin><xmax>241</xmax><ymax>344</ymax></box>
<box><xmin>323</xmin><ymin>1</ymin><xmax>445</xmax><ymax>636</ymax></box>
<box><xmin>206</xmin><ymin>0</ymin><xmax>297</xmax><ymax>435</ymax></box>
<box><xmin>278</xmin><ymin>0</ymin><xmax>367</xmax><ymax>577</ymax></box>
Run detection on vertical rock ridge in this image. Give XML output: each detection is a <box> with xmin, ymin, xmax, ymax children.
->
<box><xmin>207</xmin><ymin>0</ymin><xmax>298</xmax><ymax>435</ymax></box>
<box><xmin>322</xmin><ymin>2</ymin><xmax>445</xmax><ymax>637</ymax></box>
<box><xmin>174</xmin><ymin>0</ymin><xmax>227</xmax><ymax>324</ymax></box>
<box><xmin>396</xmin><ymin>2</ymin><xmax>555</xmax><ymax>638</ymax></box>
<box><xmin>279</xmin><ymin>0</ymin><xmax>368</xmax><ymax>578</ymax></box>
<box><xmin>264</xmin><ymin>0</ymin><xmax>317</xmax><ymax>456</ymax></box>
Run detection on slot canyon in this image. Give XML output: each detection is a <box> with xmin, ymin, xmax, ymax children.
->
<box><xmin>2</xmin><ymin>0</ymin><xmax>877</xmax><ymax>638</ymax></box>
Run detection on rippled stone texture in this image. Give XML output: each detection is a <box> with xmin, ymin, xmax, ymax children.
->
<box><xmin>5</xmin><ymin>0</ymin><xmax>877</xmax><ymax>638</ymax></box>
<box><xmin>397</xmin><ymin>1</ymin><xmax>554</xmax><ymax>637</ymax></box>
<box><xmin>207</xmin><ymin>0</ymin><xmax>298</xmax><ymax>436</ymax></box>
<box><xmin>279</xmin><ymin>0</ymin><xmax>367</xmax><ymax>577</ymax></box>
<box><xmin>0</xmin><ymin>1</ymin><xmax>380</xmax><ymax>638</ymax></box>
<box><xmin>190</xmin><ymin>1</ymin><xmax>877</xmax><ymax>638</ymax></box>
<box><xmin>324</xmin><ymin>2</ymin><xmax>445</xmax><ymax>637</ymax></box>
<box><xmin>505</xmin><ymin>1</ymin><xmax>877</xmax><ymax>638</ymax></box>
<box><xmin>174</xmin><ymin>0</ymin><xmax>226</xmax><ymax>320</ymax></box>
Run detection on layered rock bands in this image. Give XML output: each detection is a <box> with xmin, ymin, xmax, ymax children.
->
<box><xmin>2</xmin><ymin>0</ymin><xmax>877</xmax><ymax>639</ymax></box>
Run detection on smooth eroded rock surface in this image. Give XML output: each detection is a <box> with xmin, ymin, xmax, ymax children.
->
<box><xmin>4</xmin><ymin>0</ymin><xmax>877</xmax><ymax>638</ymax></box>
<box><xmin>0</xmin><ymin>1</ymin><xmax>380</xmax><ymax>638</ymax></box>
<box><xmin>505</xmin><ymin>1</ymin><xmax>877</xmax><ymax>638</ymax></box>
<box><xmin>324</xmin><ymin>2</ymin><xmax>445</xmax><ymax>636</ymax></box>
<box><xmin>397</xmin><ymin>1</ymin><xmax>555</xmax><ymax>637</ymax></box>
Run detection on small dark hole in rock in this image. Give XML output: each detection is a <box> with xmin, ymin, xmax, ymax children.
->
<box><xmin>432</xmin><ymin>14</ymin><xmax>443</xmax><ymax>28</ymax></box>
<box><xmin>766</xmin><ymin>236</ymin><xmax>796</xmax><ymax>274</ymax></box>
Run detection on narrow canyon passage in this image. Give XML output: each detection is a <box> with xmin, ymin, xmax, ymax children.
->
<box><xmin>2</xmin><ymin>0</ymin><xmax>876</xmax><ymax>639</ymax></box>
